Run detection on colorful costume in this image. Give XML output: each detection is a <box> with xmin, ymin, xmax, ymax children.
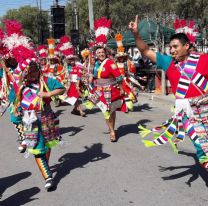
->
<box><xmin>1</xmin><ymin>20</ymin><xmax>65</xmax><ymax>189</ymax></box>
<box><xmin>140</xmin><ymin>51</ymin><xmax>208</xmax><ymax>165</ymax></box>
<box><xmin>12</xmin><ymin>76</ymin><xmax>63</xmax><ymax>155</ymax></box>
<box><xmin>86</xmin><ymin>58</ymin><xmax>127</xmax><ymax>119</ymax></box>
<box><xmin>66</xmin><ymin>64</ymin><xmax>82</xmax><ymax>105</ymax></box>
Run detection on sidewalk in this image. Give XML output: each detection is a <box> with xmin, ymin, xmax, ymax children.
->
<box><xmin>139</xmin><ymin>92</ymin><xmax>175</xmax><ymax>104</ymax></box>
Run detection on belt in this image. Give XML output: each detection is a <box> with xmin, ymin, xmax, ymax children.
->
<box><xmin>94</xmin><ymin>78</ymin><xmax>117</xmax><ymax>87</ymax></box>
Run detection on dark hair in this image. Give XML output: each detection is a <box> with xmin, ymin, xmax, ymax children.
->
<box><xmin>5</xmin><ymin>57</ymin><xmax>18</xmax><ymax>68</ymax></box>
<box><xmin>170</xmin><ymin>33</ymin><xmax>190</xmax><ymax>45</ymax></box>
<box><xmin>29</xmin><ymin>61</ymin><xmax>39</xmax><ymax>70</ymax></box>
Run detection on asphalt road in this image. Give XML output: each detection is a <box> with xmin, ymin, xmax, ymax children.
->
<box><xmin>0</xmin><ymin>94</ymin><xmax>208</xmax><ymax>206</ymax></box>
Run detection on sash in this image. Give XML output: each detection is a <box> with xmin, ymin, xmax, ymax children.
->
<box><xmin>175</xmin><ymin>53</ymin><xmax>200</xmax><ymax>98</ymax></box>
<box><xmin>97</xmin><ymin>59</ymin><xmax>108</xmax><ymax>79</ymax></box>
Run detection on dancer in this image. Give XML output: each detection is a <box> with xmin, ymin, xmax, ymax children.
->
<box><xmin>12</xmin><ymin>56</ymin><xmax>65</xmax><ymax>189</ymax></box>
<box><xmin>129</xmin><ymin>15</ymin><xmax>208</xmax><ymax>171</ymax></box>
<box><xmin>5</xmin><ymin>27</ymin><xmax>66</xmax><ymax>189</ymax></box>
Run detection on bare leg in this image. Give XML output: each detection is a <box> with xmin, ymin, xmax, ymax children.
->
<box><xmin>105</xmin><ymin>111</ymin><xmax>117</xmax><ymax>142</ymax></box>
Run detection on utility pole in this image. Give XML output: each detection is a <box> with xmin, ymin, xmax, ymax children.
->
<box><xmin>72</xmin><ymin>0</ymin><xmax>79</xmax><ymax>30</ymax></box>
<box><xmin>39</xmin><ymin>0</ymin><xmax>43</xmax><ymax>44</ymax></box>
<box><xmin>71</xmin><ymin>0</ymin><xmax>79</xmax><ymax>53</ymax></box>
<box><xmin>88</xmin><ymin>0</ymin><xmax>94</xmax><ymax>30</ymax></box>
<box><xmin>55</xmin><ymin>0</ymin><xmax>58</xmax><ymax>7</ymax></box>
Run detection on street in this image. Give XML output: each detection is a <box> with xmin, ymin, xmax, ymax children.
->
<box><xmin>0</xmin><ymin>94</ymin><xmax>208</xmax><ymax>206</ymax></box>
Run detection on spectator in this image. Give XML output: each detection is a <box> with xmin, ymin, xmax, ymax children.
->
<box><xmin>133</xmin><ymin>49</ymin><xmax>140</xmax><ymax>64</ymax></box>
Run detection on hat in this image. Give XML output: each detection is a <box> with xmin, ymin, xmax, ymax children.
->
<box><xmin>1</xmin><ymin>19</ymin><xmax>37</xmax><ymax>75</ymax></box>
<box><xmin>173</xmin><ymin>18</ymin><xmax>198</xmax><ymax>44</ymax></box>
<box><xmin>94</xmin><ymin>17</ymin><xmax>112</xmax><ymax>46</ymax></box>
<box><xmin>115</xmin><ymin>33</ymin><xmax>127</xmax><ymax>58</ymax></box>
<box><xmin>57</xmin><ymin>35</ymin><xmax>77</xmax><ymax>59</ymax></box>
<box><xmin>0</xmin><ymin>28</ymin><xmax>10</xmax><ymax>59</ymax></box>
<box><xmin>47</xmin><ymin>38</ymin><xmax>56</xmax><ymax>58</ymax></box>
<box><xmin>37</xmin><ymin>45</ymin><xmax>48</xmax><ymax>59</ymax></box>
<box><xmin>1</xmin><ymin>20</ymin><xmax>32</xmax><ymax>59</ymax></box>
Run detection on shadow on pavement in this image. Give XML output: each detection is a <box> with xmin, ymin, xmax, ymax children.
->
<box><xmin>54</xmin><ymin>109</ymin><xmax>66</xmax><ymax>117</ymax></box>
<box><xmin>133</xmin><ymin>103</ymin><xmax>152</xmax><ymax>112</ymax></box>
<box><xmin>85</xmin><ymin>108</ymin><xmax>101</xmax><ymax>115</ymax></box>
<box><xmin>50</xmin><ymin>143</ymin><xmax>110</xmax><ymax>191</ymax></box>
<box><xmin>116</xmin><ymin>119</ymin><xmax>152</xmax><ymax>141</ymax></box>
<box><xmin>59</xmin><ymin>125</ymin><xmax>85</xmax><ymax>136</ymax></box>
<box><xmin>158</xmin><ymin>151</ymin><xmax>208</xmax><ymax>187</ymax></box>
<box><xmin>0</xmin><ymin>187</ymin><xmax>40</xmax><ymax>206</ymax></box>
<box><xmin>0</xmin><ymin>171</ymin><xmax>32</xmax><ymax>198</ymax></box>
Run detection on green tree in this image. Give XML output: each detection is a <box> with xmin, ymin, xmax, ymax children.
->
<box><xmin>1</xmin><ymin>6</ymin><xmax>49</xmax><ymax>44</ymax></box>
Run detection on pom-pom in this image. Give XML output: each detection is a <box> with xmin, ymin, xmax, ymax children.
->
<box><xmin>4</xmin><ymin>20</ymin><xmax>23</xmax><ymax>36</ymax></box>
<box><xmin>118</xmin><ymin>47</ymin><xmax>124</xmax><ymax>52</ymax></box>
<box><xmin>95</xmin><ymin>34</ymin><xmax>107</xmax><ymax>45</ymax></box>
<box><xmin>173</xmin><ymin>18</ymin><xmax>180</xmax><ymax>30</ymax></box>
<box><xmin>0</xmin><ymin>29</ymin><xmax>5</xmax><ymax>41</ymax></box>
<box><xmin>115</xmin><ymin>34</ymin><xmax>123</xmax><ymax>42</ymax></box>
<box><xmin>180</xmin><ymin>19</ymin><xmax>187</xmax><ymax>27</ymax></box>
<box><xmin>60</xmin><ymin>35</ymin><xmax>71</xmax><ymax>44</ymax></box>
<box><xmin>81</xmin><ymin>48</ymin><xmax>90</xmax><ymax>59</ymax></box>
<box><xmin>94</xmin><ymin>17</ymin><xmax>112</xmax><ymax>30</ymax></box>
<box><xmin>12</xmin><ymin>45</ymin><xmax>36</xmax><ymax>63</ymax></box>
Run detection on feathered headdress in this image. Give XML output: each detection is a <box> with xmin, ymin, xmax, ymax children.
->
<box><xmin>38</xmin><ymin>45</ymin><xmax>48</xmax><ymax>59</ymax></box>
<box><xmin>94</xmin><ymin>17</ymin><xmax>112</xmax><ymax>46</ymax></box>
<box><xmin>0</xmin><ymin>28</ymin><xmax>10</xmax><ymax>58</ymax></box>
<box><xmin>47</xmin><ymin>38</ymin><xmax>56</xmax><ymax>59</ymax></box>
<box><xmin>115</xmin><ymin>33</ymin><xmax>127</xmax><ymax>58</ymax></box>
<box><xmin>1</xmin><ymin>19</ymin><xmax>37</xmax><ymax>76</ymax></box>
<box><xmin>3</xmin><ymin>20</ymin><xmax>32</xmax><ymax>52</ymax></box>
<box><xmin>57</xmin><ymin>35</ymin><xmax>76</xmax><ymax>59</ymax></box>
<box><xmin>173</xmin><ymin>18</ymin><xmax>198</xmax><ymax>44</ymax></box>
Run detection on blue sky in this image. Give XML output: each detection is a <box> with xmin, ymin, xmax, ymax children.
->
<box><xmin>0</xmin><ymin>0</ymin><xmax>67</xmax><ymax>17</ymax></box>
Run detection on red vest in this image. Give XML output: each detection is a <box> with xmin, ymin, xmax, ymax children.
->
<box><xmin>166</xmin><ymin>53</ymin><xmax>208</xmax><ymax>98</ymax></box>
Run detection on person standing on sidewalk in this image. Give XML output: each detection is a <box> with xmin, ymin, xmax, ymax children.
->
<box><xmin>129</xmin><ymin>15</ymin><xmax>208</xmax><ymax>171</ymax></box>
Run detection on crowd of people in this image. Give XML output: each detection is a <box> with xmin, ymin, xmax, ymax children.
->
<box><xmin>0</xmin><ymin>18</ymin><xmax>143</xmax><ymax>191</ymax></box>
<box><xmin>1</xmin><ymin>14</ymin><xmax>208</xmax><ymax>194</ymax></box>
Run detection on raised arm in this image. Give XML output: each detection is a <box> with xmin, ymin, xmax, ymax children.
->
<box><xmin>129</xmin><ymin>15</ymin><xmax>156</xmax><ymax>63</ymax></box>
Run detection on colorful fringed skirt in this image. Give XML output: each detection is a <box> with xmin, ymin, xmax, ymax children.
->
<box><xmin>22</xmin><ymin>108</ymin><xmax>60</xmax><ymax>155</ymax></box>
<box><xmin>85</xmin><ymin>79</ymin><xmax>128</xmax><ymax>119</ymax></box>
<box><xmin>139</xmin><ymin>96</ymin><xmax>208</xmax><ymax>164</ymax></box>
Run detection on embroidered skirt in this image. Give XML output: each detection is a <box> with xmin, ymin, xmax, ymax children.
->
<box><xmin>22</xmin><ymin>108</ymin><xmax>60</xmax><ymax>155</ymax></box>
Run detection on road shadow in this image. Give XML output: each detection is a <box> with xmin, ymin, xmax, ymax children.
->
<box><xmin>158</xmin><ymin>151</ymin><xmax>208</xmax><ymax>187</ymax></box>
<box><xmin>0</xmin><ymin>171</ymin><xmax>31</xmax><ymax>198</ymax></box>
<box><xmin>116</xmin><ymin>119</ymin><xmax>152</xmax><ymax>141</ymax></box>
<box><xmin>50</xmin><ymin>143</ymin><xmax>110</xmax><ymax>191</ymax></box>
<box><xmin>0</xmin><ymin>187</ymin><xmax>40</xmax><ymax>206</ymax></box>
<box><xmin>85</xmin><ymin>108</ymin><xmax>101</xmax><ymax>115</ymax></box>
<box><xmin>59</xmin><ymin>125</ymin><xmax>85</xmax><ymax>136</ymax></box>
<box><xmin>54</xmin><ymin>109</ymin><xmax>66</xmax><ymax>117</ymax></box>
<box><xmin>133</xmin><ymin>103</ymin><xmax>152</xmax><ymax>112</ymax></box>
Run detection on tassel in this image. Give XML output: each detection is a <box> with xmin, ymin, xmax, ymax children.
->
<box><xmin>138</xmin><ymin>125</ymin><xmax>152</xmax><ymax>138</ymax></box>
<box><xmin>142</xmin><ymin>140</ymin><xmax>157</xmax><ymax>147</ymax></box>
<box><xmin>83</xmin><ymin>100</ymin><xmax>94</xmax><ymax>110</ymax></box>
<box><xmin>168</xmin><ymin>138</ymin><xmax>178</xmax><ymax>153</ymax></box>
<box><xmin>104</xmin><ymin>111</ymin><xmax>110</xmax><ymax>119</ymax></box>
